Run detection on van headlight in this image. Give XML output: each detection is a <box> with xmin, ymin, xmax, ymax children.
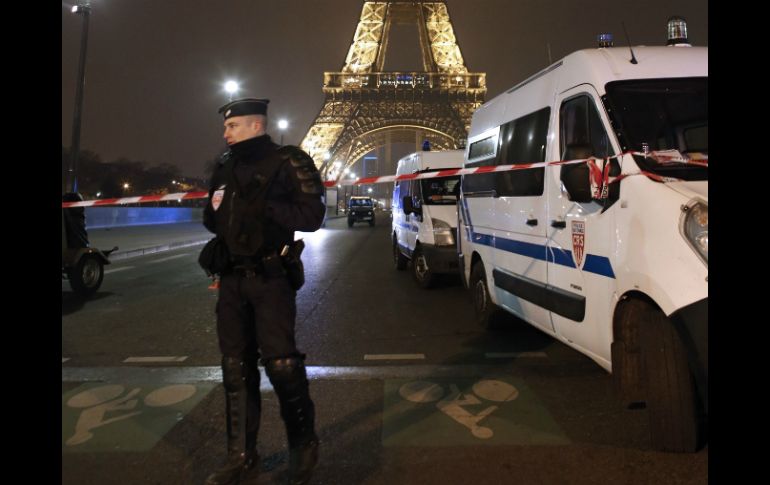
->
<box><xmin>680</xmin><ymin>199</ymin><xmax>707</xmax><ymax>265</ymax></box>
<box><xmin>432</xmin><ymin>218</ymin><xmax>454</xmax><ymax>246</ymax></box>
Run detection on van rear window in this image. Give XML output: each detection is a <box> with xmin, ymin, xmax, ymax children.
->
<box><xmin>469</xmin><ymin>135</ymin><xmax>497</xmax><ymax>160</ymax></box>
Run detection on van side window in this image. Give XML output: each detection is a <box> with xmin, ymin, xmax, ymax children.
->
<box><xmin>497</xmin><ymin>107</ymin><xmax>550</xmax><ymax>196</ymax></box>
<box><xmin>463</xmin><ymin>135</ymin><xmax>497</xmax><ymax>195</ymax></box>
<box><xmin>560</xmin><ymin>95</ymin><xmax>610</xmax><ymax>159</ymax></box>
<box><xmin>560</xmin><ymin>94</ymin><xmax>618</xmax><ymax>202</ymax></box>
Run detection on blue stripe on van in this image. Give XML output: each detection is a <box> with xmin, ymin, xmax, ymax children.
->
<box><xmin>471</xmin><ymin>230</ymin><xmax>615</xmax><ymax>279</ymax></box>
<box><xmin>396</xmin><ymin>221</ymin><xmax>418</xmax><ymax>232</ymax></box>
<box><xmin>495</xmin><ymin>238</ymin><xmax>548</xmax><ymax>261</ymax></box>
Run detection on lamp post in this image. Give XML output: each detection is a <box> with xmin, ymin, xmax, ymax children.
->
<box><xmin>277</xmin><ymin>119</ymin><xmax>288</xmax><ymax>145</ymax></box>
<box><xmin>67</xmin><ymin>2</ymin><xmax>92</xmax><ymax>194</ymax></box>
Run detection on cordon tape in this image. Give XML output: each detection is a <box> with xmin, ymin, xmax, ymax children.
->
<box><xmin>61</xmin><ymin>150</ymin><xmax>707</xmax><ymax>208</ymax></box>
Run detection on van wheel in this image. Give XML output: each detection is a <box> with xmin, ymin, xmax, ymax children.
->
<box><xmin>393</xmin><ymin>237</ymin><xmax>407</xmax><ymax>271</ymax></box>
<box><xmin>412</xmin><ymin>245</ymin><xmax>434</xmax><ymax>289</ymax></box>
<box><xmin>68</xmin><ymin>253</ymin><xmax>104</xmax><ymax>297</ymax></box>
<box><xmin>633</xmin><ymin>298</ymin><xmax>703</xmax><ymax>452</ymax></box>
<box><xmin>470</xmin><ymin>261</ymin><xmax>504</xmax><ymax>329</ymax></box>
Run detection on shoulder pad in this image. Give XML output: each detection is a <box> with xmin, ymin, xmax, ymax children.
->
<box><xmin>277</xmin><ymin>145</ymin><xmax>317</xmax><ymax>169</ymax></box>
<box><xmin>278</xmin><ymin>146</ymin><xmax>324</xmax><ymax>195</ymax></box>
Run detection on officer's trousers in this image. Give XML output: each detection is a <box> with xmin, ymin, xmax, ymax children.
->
<box><xmin>216</xmin><ymin>271</ymin><xmax>299</xmax><ymax>360</ymax></box>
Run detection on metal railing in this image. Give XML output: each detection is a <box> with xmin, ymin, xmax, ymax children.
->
<box><xmin>323</xmin><ymin>71</ymin><xmax>486</xmax><ymax>90</ymax></box>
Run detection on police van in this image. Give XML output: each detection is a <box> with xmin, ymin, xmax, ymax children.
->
<box><xmin>457</xmin><ymin>21</ymin><xmax>707</xmax><ymax>452</ymax></box>
<box><xmin>392</xmin><ymin>149</ymin><xmax>463</xmax><ymax>288</ymax></box>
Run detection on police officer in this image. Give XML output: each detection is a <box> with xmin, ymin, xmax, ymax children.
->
<box><xmin>202</xmin><ymin>98</ymin><xmax>325</xmax><ymax>485</ymax></box>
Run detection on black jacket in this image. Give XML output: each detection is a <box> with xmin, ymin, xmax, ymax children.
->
<box><xmin>203</xmin><ymin>135</ymin><xmax>325</xmax><ymax>256</ymax></box>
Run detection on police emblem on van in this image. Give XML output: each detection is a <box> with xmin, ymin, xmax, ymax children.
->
<box><xmin>571</xmin><ymin>221</ymin><xmax>585</xmax><ymax>269</ymax></box>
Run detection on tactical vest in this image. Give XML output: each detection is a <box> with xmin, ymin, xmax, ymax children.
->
<box><xmin>213</xmin><ymin>148</ymin><xmax>286</xmax><ymax>257</ymax></box>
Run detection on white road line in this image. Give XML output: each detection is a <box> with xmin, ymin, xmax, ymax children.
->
<box><xmin>148</xmin><ymin>254</ymin><xmax>190</xmax><ymax>264</ymax></box>
<box><xmin>123</xmin><ymin>356</ymin><xmax>189</xmax><ymax>363</ymax></box>
<box><xmin>105</xmin><ymin>266</ymin><xmax>135</xmax><ymax>275</ymax></box>
<box><xmin>62</xmin><ymin>358</ymin><xmax>70</xmax><ymax>363</ymax></box>
<box><xmin>485</xmin><ymin>352</ymin><xmax>548</xmax><ymax>358</ymax></box>
<box><xmin>63</xmin><ymin>363</ymin><xmax>541</xmax><ymax>385</ymax></box>
<box><xmin>364</xmin><ymin>354</ymin><xmax>426</xmax><ymax>361</ymax></box>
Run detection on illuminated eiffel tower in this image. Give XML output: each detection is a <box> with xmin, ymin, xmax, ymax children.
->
<box><xmin>300</xmin><ymin>0</ymin><xmax>486</xmax><ymax>178</ymax></box>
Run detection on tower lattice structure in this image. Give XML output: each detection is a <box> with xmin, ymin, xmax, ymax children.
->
<box><xmin>300</xmin><ymin>1</ymin><xmax>486</xmax><ymax>178</ymax></box>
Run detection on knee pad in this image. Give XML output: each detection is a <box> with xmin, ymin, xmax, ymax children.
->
<box><xmin>264</xmin><ymin>356</ymin><xmax>306</xmax><ymax>387</ymax></box>
<box><xmin>221</xmin><ymin>356</ymin><xmax>246</xmax><ymax>392</ymax></box>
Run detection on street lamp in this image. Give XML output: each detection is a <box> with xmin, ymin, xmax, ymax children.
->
<box><xmin>277</xmin><ymin>119</ymin><xmax>288</xmax><ymax>145</ymax></box>
<box><xmin>224</xmin><ymin>80</ymin><xmax>239</xmax><ymax>101</ymax></box>
<box><xmin>67</xmin><ymin>1</ymin><xmax>92</xmax><ymax>194</ymax></box>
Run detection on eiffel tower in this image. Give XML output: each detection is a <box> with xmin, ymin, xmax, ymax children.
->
<box><xmin>300</xmin><ymin>0</ymin><xmax>486</xmax><ymax>179</ymax></box>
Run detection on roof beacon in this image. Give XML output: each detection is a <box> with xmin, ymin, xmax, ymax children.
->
<box><xmin>597</xmin><ymin>33</ymin><xmax>614</xmax><ymax>48</ymax></box>
<box><xmin>667</xmin><ymin>16</ymin><xmax>691</xmax><ymax>46</ymax></box>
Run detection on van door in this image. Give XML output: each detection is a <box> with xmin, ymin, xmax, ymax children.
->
<box><xmin>393</xmin><ymin>180</ymin><xmax>410</xmax><ymax>255</ymax></box>
<box><xmin>405</xmin><ymin>179</ymin><xmax>420</xmax><ymax>253</ymax></box>
<box><xmin>546</xmin><ymin>86</ymin><xmax>619</xmax><ymax>365</ymax></box>
<box><xmin>490</xmin><ymin>107</ymin><xmax>553</xmax><ymax>333</ymax></box>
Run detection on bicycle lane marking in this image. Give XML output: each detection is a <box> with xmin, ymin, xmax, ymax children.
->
<box><xmin>62</xmin><ymin>382</ymin><xmax>216</xmax><ymax>452</ymax></box>
<box><xmin>382</xmin><ymin>376</ymin><xmax>570</xmax><ymax>446</ymax></box>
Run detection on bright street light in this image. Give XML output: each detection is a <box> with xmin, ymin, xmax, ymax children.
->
<box><xmin>224</xmin><ymin>80</ymin><xmax>239</xmax><ymax>101</ymax></box>
<box><xmin>123</xmin><ymin>183</ymin><xmax>130</xmax><ymax>189</ymax></box>
<box><xmin>277</xmin><ymin>119</ymin><xmax>288</xmax><ymax>144</ymax></box>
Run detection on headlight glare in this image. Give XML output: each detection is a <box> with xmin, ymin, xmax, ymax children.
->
<box><xmin>680</xmin><ymin>199</ymin><xmax>707</xmax><ymax>264</ymax></box>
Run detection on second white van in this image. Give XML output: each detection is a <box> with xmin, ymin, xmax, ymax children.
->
<box><xmin>391</xmin><ymin>149</ymin><xmax>463</xmax><ymax>288</ymax></box>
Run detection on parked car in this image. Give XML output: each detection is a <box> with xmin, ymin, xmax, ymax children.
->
<box><xmin>347</xmin><ymin>196</ymin><xmax>375</xmax><ymax>227</ymax></box>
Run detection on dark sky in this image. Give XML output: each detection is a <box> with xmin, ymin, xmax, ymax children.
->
<box><xmin>61</xmin><ymin>0</ymin><xmax>707</xmax><ymax>178</ymax></box>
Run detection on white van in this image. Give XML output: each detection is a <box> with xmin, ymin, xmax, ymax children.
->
<box><xmin>457</xmin><ymin>29</ymin><xmax>707</xmax><ymax>452</ymax></box>
<box><xmin>392</xmin><ymin>149</ymin><xmax>463</xmax><ymax>288</ymax></box>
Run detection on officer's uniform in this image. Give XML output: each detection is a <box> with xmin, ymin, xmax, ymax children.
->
<box><xmin>203</xmin><ymin>98</ymin><xmax>325</xmax><ymax>485</ymax></box>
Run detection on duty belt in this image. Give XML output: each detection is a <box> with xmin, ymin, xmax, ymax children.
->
<box><xmin>229</xmin><ymin>250</ymin><xmax>280</xmax><ymax>278</ymax></box>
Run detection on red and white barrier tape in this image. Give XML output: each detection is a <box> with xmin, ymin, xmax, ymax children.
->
<box><xmin>62</xmin><ymin>191</ymin><xmax>209</xmax><ymax>208</ymax></box>
<box><xmin>62</xmin><ymin>151</ymin><xmax>706</xmax><ymax>207</ymax></box>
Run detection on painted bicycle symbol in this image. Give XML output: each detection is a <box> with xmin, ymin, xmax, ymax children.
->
<box><xmin>64</xmin><ymin>384</ymin><xmax>197</xmax><ymax>446</ymax></box>
<box><xmin>399</xmin><ymin>379</ymin><xmax>519</xmax><ymax>439</ymax></box>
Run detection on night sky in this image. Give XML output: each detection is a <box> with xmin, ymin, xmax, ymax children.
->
<box><xmin>61</xmin><ymin>0</ymin><xmax>708</xmax><ymax>179</ymax></box>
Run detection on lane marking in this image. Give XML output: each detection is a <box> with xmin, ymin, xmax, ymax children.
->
<box><xmin>485</xmin><ymin>352</ymin><xmax>548</xmax><ymax>359</ymax></box>
<box><xmin>62</xmin><ymin>358</ymin><xmax>71</xmax><ymax>363</ymax></box>
<box><xmin>104</xmin><ymin>266</ymin><xmax>135</xmax><ymax>275</ymax></box>
<box><xmin>364</xmin><ymin>354</ymin><xmax>426</xmax><ymax>361</ymax></box>
<box><xmin>64</xmin><ymin>364</ymin><xmax>528</xmax><ymax>383</ymax></box>
<box><xmin>148</xmin><ymin>254</ymin><xmax>190</xmax><ymax>264</ymax></box>
<box><xmin>123</xmin><ymin>356</ymin><xmax>189</xmax><ymax>363</ymax></box>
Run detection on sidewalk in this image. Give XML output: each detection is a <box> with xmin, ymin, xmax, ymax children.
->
<box><xmin>87</xmin><ymin>215</ymin><xmax>348</xmax><ymax>262</ymax></box>
<box><xmin>86</xmin><ymin>222</ymin><xmax>212</xmax><ymax>261</ymax></box>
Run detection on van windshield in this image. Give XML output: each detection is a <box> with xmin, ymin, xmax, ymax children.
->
<box><xmin>421</xmin><ymin>176</ymin><xmax>460</xmax><ymax>205</ymax></box>
<box><xmin>604</xmin><ymin>77</ymin><xmax>707</xmax><ymax>180</ymax></box>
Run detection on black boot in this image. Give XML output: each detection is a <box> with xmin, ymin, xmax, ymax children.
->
<box><xmin>288</xmin><ymin>437</ymin><xmax>319</xmax><ymax>485</ymax></box>
<box><xmin>244</xmin><ymin>355</ymin><xmax>262</xmax><ymax>465</ymax></box>
<box><xmin>265</xmin><ymin>357</ymin><xmax>319</xmax><ymax>485</ymax></box>
<box><xmin>205</xmin><ymin>357</ymin><xmax>260</xmax><ymax>485</ymax></box>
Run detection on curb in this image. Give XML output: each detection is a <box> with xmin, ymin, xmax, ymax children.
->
<box><xmin>108</xmin><ymin>239</ymin><xmax>209</xmax><ymax>262</ymax></box>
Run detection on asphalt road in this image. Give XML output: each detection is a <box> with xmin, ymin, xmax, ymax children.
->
<box><xmin>62</xmin><ymin>214</ymin><xmax>708</xmax><ymax>484</ymax></box>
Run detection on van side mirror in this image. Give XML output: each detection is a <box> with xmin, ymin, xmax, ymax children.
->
<box><xmin>561</xmin><ymin>144</ymin><xmax>594</xmax><ymax>203</ymax></box>
<box><xmin>402</xmin><ymin>196</ymin><xmax>414</xmax><ymax>215</ymax></box>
